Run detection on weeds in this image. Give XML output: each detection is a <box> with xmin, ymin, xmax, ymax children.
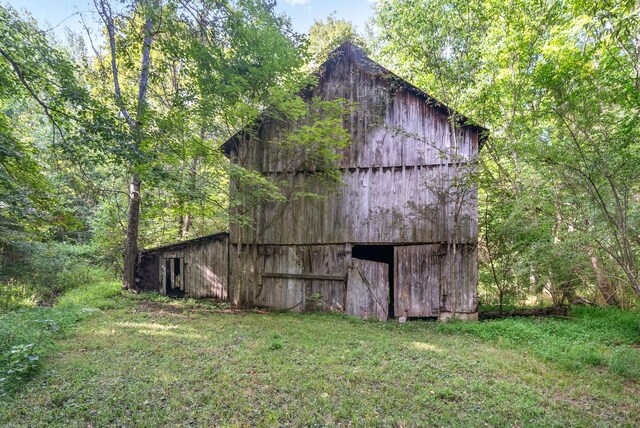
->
<box><xmin>437</xmin><ymin>306</ymin><xmax>640</xmax><ymax>380</ymax></box>
<box><xmin>0</xmin><ymin>278</ymin><xmax>121</xmax><ymax>395</ymax></box>
<box><xmin>1</xmin><ymin>300</ymin><xmax>638</xmax><ymax>427</ymax></box>
<box><xmin>0</xmin><ymin>242</ymin><xmax>105</xmax><ymax>310</ymax></box>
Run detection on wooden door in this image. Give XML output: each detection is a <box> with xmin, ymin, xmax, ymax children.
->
<box><xmin>395</xmin><ymin>245</ymin><xmax>440</xmax><ymax>317</ymax></box>
<box><xmin>346</xmin><ymin>259</ymin><xmax>389</xmax><ymax>321</ymax></box>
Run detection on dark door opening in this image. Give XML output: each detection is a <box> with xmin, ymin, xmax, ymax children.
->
<box><xmin>352</xmin><ymin>245</ymin><xmax>394</xmax><ymax>318</ymax></box>
<box><xmin>165</xmin><ymin>257</ymin><xmax>184</xmax><ymax>297</ymax></box>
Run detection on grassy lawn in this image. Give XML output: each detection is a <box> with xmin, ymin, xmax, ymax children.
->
<box><xmin>1</xmin><ymin>283</ymin><xmax>639</xmax><ymax>427</ymax></box>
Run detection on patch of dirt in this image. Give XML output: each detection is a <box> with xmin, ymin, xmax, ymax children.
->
<box><xmin>131</xmin><ymin>300</ymin><xmax>266</xmax><ymax>316</ymax></box>
<box><xmin>133</xmin><ymin>300</ymin><xmax>186</xmax><ymax>314</ymax></box>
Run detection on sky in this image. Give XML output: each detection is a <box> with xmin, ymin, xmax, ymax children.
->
<box><xmin>5</xmin><ymin>0</ymin><xmax>377</xmax><ymax>39</ymax></box>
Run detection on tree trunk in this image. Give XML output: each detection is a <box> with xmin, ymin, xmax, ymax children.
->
<box><xmin>97</xmin><ymin>0</ymin><xmax>156</xmax><ymax>291</ymax></box>
<box><xmin>177</xmin><ymin>212</ymin><xmax>184</xmax><ymax>238</ymax></box>
<box><xmin>182</xmin><ymin>213</ymin><xmax>191</xmax><ymax>238</ymax></box>
<box><xmin>122</xmin><ymin>175</ymin><xmax>141</xmax><ymax>290</ymax></box>
<box><xmin>181</xmin><ymin>155</ymin><xmax>197</xmax><ymax>239</ymax></box>
<box><xmin>588</xmin><ymin>249</ymin><xmax>619</xmax><ymax>306</ymax></box>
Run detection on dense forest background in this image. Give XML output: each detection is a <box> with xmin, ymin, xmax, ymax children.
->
<box><xmin>2</xmin><ymin>0</ymin><xmax>640</xmax><ymax>310</ymax></box>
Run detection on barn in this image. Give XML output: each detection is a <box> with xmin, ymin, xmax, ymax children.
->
<box><xmin>137</xmin><ymin>42</ymin><xmax>486</xmax><ymax>321</ymax></box>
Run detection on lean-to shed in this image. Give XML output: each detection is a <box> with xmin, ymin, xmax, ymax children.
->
<box><xmin>136</xmin><ymin>42</ymin><xmax>486</xmax><ymax>320</ymax></box>
<box><xmin>137</xmin><ymin>232</ymin><xmax>228</xmax><ymax>298</ymax></box>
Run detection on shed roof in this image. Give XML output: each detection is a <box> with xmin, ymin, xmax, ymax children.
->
<box><xmin>140</xmin><ymin>232</ymin><xmax>228</xmax><ymax>253</ymax></box>
<box><xmin>221</xmin><ymin>41</ymin><xmax>488</xmax><ymax>156</ymax></box>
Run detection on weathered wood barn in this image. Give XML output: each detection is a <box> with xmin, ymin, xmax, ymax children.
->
<box><xmin>137</xmin><ymin>42</ymin><xmax>486</xmax><ymax>321</ymax></box>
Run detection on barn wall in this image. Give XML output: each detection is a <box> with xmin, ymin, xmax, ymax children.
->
<box><xmin>229</xmin><ymin>242</ymin><xmax>478</xmax><ymax>318</ymax></box>
<box><xmin>439</xmin><ymin>243</ymin><xmax>478</xmax><ymax>315</ymax></box>
<box><xmin>226</xmin><ymin>45</ymin><xmax>480</xmax><ymax>319</ymax></box>
<box><xmin>230</xmin><ymin>165</ymin><xmax>477</xmax><ymax>246</ymax></box>
<box><xmin>229</xmin><ymin>243</ymin><xmax>348</xmax><ymax>311</ymax></box>
<box><xmin>394</xmin><ymin>243</ymin><xmax>478</xmax><ymax>318</ymax></box>
<box><xmin>347</xmin><ymin>258</ymin><xmax>389</xmax><ymax>321</ymax></box>
<box><xmin>394</xmin><ymin>244</ymin><xmax>442</xmax><ymax>318</ymax></box>
<box><xmin>229</xmin><ymin>46</ymin><xmax>479</xmax><ymax>248</ymax></box>
<box><xmin>232</xmin><ymin>51</ymin><xmax>478</xmax><ymax>173</ymax></box>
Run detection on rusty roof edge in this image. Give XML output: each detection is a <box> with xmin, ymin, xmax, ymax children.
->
<box><xmin>140</xmin><ymin>231</ymin><xmax>229</xmax><ymax>253</ymax></box>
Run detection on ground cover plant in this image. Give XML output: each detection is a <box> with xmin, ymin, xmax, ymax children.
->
<box><xmin>0</xmin><ymin>278</ymin><xmax>122</xmax><ymax>394</ymax></box>
<box><xmin>0</xmin><ymin>287</ymin><xmax>638</xmax><ymax>427</ymax></box>
<box><xmin>439</xmin><ymin>307</ymin><xmax>640</xmax><ymax>380</ymax></box>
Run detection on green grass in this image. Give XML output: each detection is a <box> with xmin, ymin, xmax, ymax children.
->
<box><xmin>438</xmin><ymin>306</ymin><xmax>640</xmax><ymax>379</ymax></box>
<box><xmin>1</xmin><ymin>290</ymin><xmax>639</xmax><ymax>427</ymax></box>
<box><xmin>0</xmin><ymin>277</ymin><xmax>122</xmax><ymax>394</ymax></box>
<box><xmin>1</xmin><ymin>243</ymin><xmax>106</xmax><ymax>310</ymax></box>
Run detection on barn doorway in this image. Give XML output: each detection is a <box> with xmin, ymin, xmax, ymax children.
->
<box><xmin>351</xmin><ymin>245</ymin><xmax>395</xmax><ymax>318</ymax></box>
<box><xmin>164</xmin><ymin>257</ymin><xmax>185</xmax><ymax>297</ymax></box>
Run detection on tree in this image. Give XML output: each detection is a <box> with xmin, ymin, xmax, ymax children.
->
<box><xmin>90</xmin><ymin>0</ymin><xmax>308</xmax><ymax>290</ymax></box>
<box><xmin>0</xmin><ymin>5</ymin><xmax>92</xmax><ymax>245</ymax></box>
<box><xmin>372</xmin><ymin>0</ymin><xmax>640</xmax><ymax>305</ymax></box>
<box><xmin>93</xmin><ymin>0</ymin><xmax>158</xmax><ymax>290</ymax></box>
<box><xmin>306</xmin><ymin>14</ymin><xmax>363</xmax><ymax>68</ymax></box>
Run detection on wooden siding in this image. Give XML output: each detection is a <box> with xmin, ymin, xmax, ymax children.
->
<box><xmin>439</xmin><ymin>243</ymin><xmax>478</xmax><ymax>314</ymax></box>
<box><xmin>230</xmin><ymin>242</ymin><xmax>477</xmax><ymax>316</ymax></box>
<box><xmin>230</xmin><ymin>47</ymin><xmax>478</xmax><ymax>173</ymax></box>
<box><xmin>395</xmin><ymin>245</ymin><xmax>442</xmax><ymax>317</ymax></box>
<box><xmin>229</xmin><ymin>243</ymin><xmax>348</xmax><ymax>311</ymax></box>
<box><xmin>347</xmin><ymin>259</ymin><xmax>389</xmax><ymax>321</ymax></box>
<box><xmin>229</xmin><ymin>44</ymin><xmax>479</xmax><ymax>249</ymax></box>
<box><xmin>226</xmin><ymin>44</ymin><xmax>480</xmax><ymax>318</ymax></box>
<box><xmin>231</xmin><ymin>165</ymin><xmax>477</xmax><ymax>245</ymax></box>
<box><xmin>157</xmin><ymin>236</ymin><xmax>228</xmax><ymax>298</ymax></box>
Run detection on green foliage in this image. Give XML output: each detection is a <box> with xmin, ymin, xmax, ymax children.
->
<box><xmin>373</xmin><ymin>0</ymin><xmax>640</xmax><ymax>306</ymax></box>
<box><xmin>0</xmin><ymin>279</ymin><xmax>36</xmax><ymax>311</ymax></box>
<box><xmin>439</xmin><ymin>306</ymin><xmax>640</xmax><ymax>379</ymax></box>
<box><xmin>306</xmin><ymin>14</ymin><xmax>364</xmax><ymax>69</ymax></box>
<box><xmin>267</xmin><ymin>333</ymin><xmax>284</xmax><ymax>351</ymax></box>
<box><xmin>0</xmin><ymin>5</ymin><xmax>94</xmax><ymax>243</ymax></box>
<box><xmin>1</xmin><ymin>0</ymin><xmax>357</xmax><ymax>293</ymax></box>
<box><xmin>0</xmin><ymin>276</ymin><xmax>121</xmax><ymax>395</ymax></box>
<box><xmin>230</xmin><ymin>96</ymin><xmax>353</xmax><ymax>232</ymax></box>
<box><xmin>609</xmin><ymin>345</ymin><xmax>640</xmax><ymax>379</ymax></box>
<box><xmin>0</xmin><ymin>242</ymin><xmax>106</xmax><ymax>310</ymax></box>
<box><xmin>273</xmin><ymin>97</ymin><xmax>353</xmax><ymax>183</ymax></box>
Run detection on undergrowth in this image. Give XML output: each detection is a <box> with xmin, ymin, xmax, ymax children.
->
<box><xmin>437</xmin><ymin>306</ymin><xmax>640</xmax><ymax>379</ymax></box>
<box><xmin>2</xmin><ymin>297</ymin><xmax>639</xmax><ymax>426</ymax></box>
<box><xmin>0</xmin><ymin>242</ymin><xmax>104</xmax><ymax>310</ymax></box>
<box><xmin>0</xmin><ymin>277</ymin><xmax>121</xmax><ymax>395</ymax></box>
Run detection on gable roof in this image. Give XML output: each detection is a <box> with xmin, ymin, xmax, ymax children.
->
<box><xmin>221</xmin><ymin>41</ymin><xmax>488</xmax><ymax>155</ymax></box>
<box><xmin>336</xmin><ymin>42</ymin><xmax>487</xmax><ymax>140</ymax></box>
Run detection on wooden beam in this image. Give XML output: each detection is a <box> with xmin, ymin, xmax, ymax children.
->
<box><xmin>261</xmin><ymin>273</ymin><xmax>344</xmax><ymax>281</ymax></box>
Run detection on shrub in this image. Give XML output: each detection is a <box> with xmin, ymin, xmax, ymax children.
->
<box><xmin>0</xmin><ymin>242</ymin><xmax>109</xmax><ymax>310</ymax></box>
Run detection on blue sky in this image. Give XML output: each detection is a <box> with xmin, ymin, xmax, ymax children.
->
<box><xmin>5</xmin><ymin>0</ymin><xmax>376</xmax><ymax>38</ymax></box>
